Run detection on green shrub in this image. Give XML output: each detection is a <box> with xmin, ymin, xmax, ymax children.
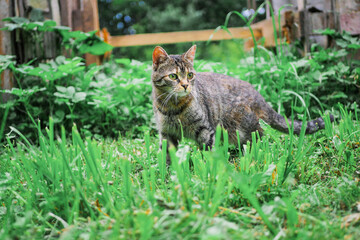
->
<box><xmin>0</xmin><ymin>56</ymin><xmax>154</xmax><ymax>141</ymax></box>
<box><xmin>1</xmin><ymin>18</ymin><xmax>154</xmax><ymax>141</ymax></box>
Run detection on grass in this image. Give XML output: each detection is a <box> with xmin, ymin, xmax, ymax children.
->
<box><xmin>0</xmin><ymin>104</ymin><xmax>359</xmax><ymax>239</ymax></box>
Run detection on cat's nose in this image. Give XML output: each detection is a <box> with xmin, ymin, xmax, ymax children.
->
<box><xmin>181</xmin><ymin>84</ymin><xmax>188</xmax><ymax>90</ymax></box>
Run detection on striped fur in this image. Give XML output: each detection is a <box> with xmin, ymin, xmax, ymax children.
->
<box><xmin>152</xmin><ymin>45</ymin><xmax>334</xmax><ymax>151</ymax></box>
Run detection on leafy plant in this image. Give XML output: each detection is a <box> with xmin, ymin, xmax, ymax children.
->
<box><xmin>1</xmin><ymin>17</ymin><xmax>113</xmax><ymax>60</ymax></box>
<box><xmin>0</xmin><ymin>55</ymin><xmax>153</xmax><ymax>141</ymax></box>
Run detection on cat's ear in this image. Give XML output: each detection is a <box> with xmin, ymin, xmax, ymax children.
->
<box><xmin>153</xmin><ymin>46</ymin><xmax>169</xmax><ymax>70</ymax></box>
<box><xmin>182</xmin><ymin>45</ymin><xmax>196</xmax><ymax>64</ymax></box>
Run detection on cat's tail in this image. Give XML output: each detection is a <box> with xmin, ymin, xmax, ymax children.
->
<box><xmin>260</xmin><ymin>104</ymin><xmax>334</xmax><ymax>135</ymax></box>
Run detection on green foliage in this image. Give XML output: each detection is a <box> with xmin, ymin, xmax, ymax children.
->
<box><xmin>0</xmin><ymin>17</ymin><xmax>66</xmax><ymax>32</ymax></box>
<box><xmin>0</xmin><ymin>55</ymin><xmax>16</xmax><ymax>72</ymax></box>
<box><xmin>1</xmin><ymin>17</ymin><xmax>113</xmax><ymax>62</ymax></box>
<box><xmin>0</xmin><ymin>106</ymin><xmax>359</xmax><ymax>239</ymax></box>
<box><xmin>59</xmin><ymin>30</ymin><xmax>113</xmax><ymax>56</ymax></box>
<box><xmin>0</xmin><ymin>56</ymin><xmax>153</xmax><ymax>141</ymax></box>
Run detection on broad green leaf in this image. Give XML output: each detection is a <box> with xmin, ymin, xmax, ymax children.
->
<box><xmin>43</xmin><ymin>20</ymin><xmax>57</xmax><ymax>28</ymax></box>
<box><xmin>314</xmin><ymin>28</ymin><xmax>336</xmax><ymax>35</ymax></box>
<box><xmin>73</xmin><ymin>92</ymin><xmax>87</xmax><ymax>103</ymax></box>
<box><xmin>53</xmin><ymin>110</ymin><xmax>65</xmax><ymax>123</ymax></box>
<box><xmin>348</xmin><ymin>43</ymin><xmax>360</xmax><ymax>49</ymax></box>
<box><xmin>66</xmin><ymin>86</ymin><xmax>76</xmax><ymax>97</ymax></box>
<box><xmin>55</xmin><ymin>86</ymin><xmax>68</xmax><ymax>93</ymax></box>
<box><xmin>79</xmin><ymin>41</ymin><xmax>113</xmax><ymax>55</ymax></box>
<box><xmin>2</xmin><ymin>17</ymin><xmax>29</xmax><ymax>24</ymax></box>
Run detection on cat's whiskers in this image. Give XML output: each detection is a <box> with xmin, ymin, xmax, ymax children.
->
<box><xmin>160</xmin><ymin>94</ymin><xmax>171</xmax><ymax>110</ymax></box>
<box><xmin>155</xmin><ymin>92</ymin><xmax>168</xmax><ymax>102</ymax></box>
<box><xmin>161</xmin><ymin>90</ymin><xmax>176</xmax><ymax>110</ymax></box>
<box><xmin>163</xmin><ymin>92</ymin><xmax>176</xmax><ymax>109</ymax></box>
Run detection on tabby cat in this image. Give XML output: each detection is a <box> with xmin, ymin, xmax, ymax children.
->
<box><xmin>151</xmin><ymin>45</ymin><xmax>333</xmax><ymax>151</ymax></box>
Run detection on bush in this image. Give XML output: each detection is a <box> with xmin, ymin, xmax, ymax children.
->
<box><xmin>0</xmin><ymin>56</ymin><xmax>154</xmax><ymax>142</ymax></box>
<box><xmin>0</xmin><ymin>17</ymin><xmax>154</xmax><ymax>142</ymax></box>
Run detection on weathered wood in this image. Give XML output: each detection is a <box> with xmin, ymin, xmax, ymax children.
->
<box><xmin>72</xmin><ymin>9</ymin><xmax>83</xmax><ymax>31</ymax></box>
<box><xmin>0</xmin><ymin>0</ymin><xmax>14</xmax><ymax>102</ymax></box>
<box><xmin>338</xmin><ymin>0</ymin><xmax>360</xmax><ymax>35</ymax></box>
<box><xmin>15</xmin><ymin>0</ymin><xmax>25</xmax><ymax>17</ymax></box>
<box><xmin>303</xmin><ymin>0</ymin><xmax>310</xmax><ymax>54</ymax></box>
<box><xmin>336</xmin><ymin>0</ymin><xmax>360</xmax><ymax>13</ymax></box>
<box><xmin>109</xmin><ymin>27</ymin><xmax>262</xmax><ymax>47</ymax></box>
<box><xmin>44</xmin><ymin>32</ymin><xmax>57</xmax><ymax>59</ymax></box>
<box><xmin>59</xmin><ymin>0</ymin><xmax>72</xmax><ymax>28</ymax></box>
<box><xmin>340</xmin><ymin>12</ymin><xmax>360</xmax><ymax>34</ymax></box>
<box><xmin>250</xmin><ymin>15</ymin><xmax>284</xmax><ymax>48</ymax></box>
<box><xmin>82</xmin><ymin>0</ymin><xmax>101</xmax><ymax>65</ymax></box>
<box><xmin>272</xmin><ymin>0</ymin><xmax>297</xmax><ymax>13</ymax></box>
<box><xmin>50</xmin><ymin>0</ymin><xmax>61</xmax><ymax>26</ymax></box>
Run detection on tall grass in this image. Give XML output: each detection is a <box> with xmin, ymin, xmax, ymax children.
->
<box><xmin>1</xmin><ymin>104</ymin><xmax>359</xmax><ymax>239</ymax></box>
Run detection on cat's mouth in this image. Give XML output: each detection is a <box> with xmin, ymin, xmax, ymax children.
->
<box><xmin>175</xmin><ymin>86</ymin><xmax>192</xmax><ymax>97</ymax></box>
<box><xmin>176</xmin><ymin>91</ymin><xmax>189</xmax><ymax>97</ymax></box>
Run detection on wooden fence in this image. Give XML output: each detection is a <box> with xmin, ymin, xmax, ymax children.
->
<box><xmin>108</xmin><ymin>27</ymin><xmax>262</xmax><ymax>47</ymax></box>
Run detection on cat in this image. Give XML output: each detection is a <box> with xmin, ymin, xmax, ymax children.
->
<box><xmin>151</xmin><ymin>45</ymin><xmax>334</xmax><ymax>152</ymax></box>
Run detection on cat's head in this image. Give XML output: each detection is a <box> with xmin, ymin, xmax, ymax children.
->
<box><xmin>151</xmin><ymin>45</ymin><xmax>196</xmax><ymax>97</ymax></box>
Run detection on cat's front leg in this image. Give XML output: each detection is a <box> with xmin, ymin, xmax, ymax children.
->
<box><xmin>159</xmin><ymin>132</ymin><xmax>179</xmax><ymax>165</ymax></box>
<box><xmin>195</xmin><ymin>126</ymin><xmax>215</xmax><ymax>150</ymax></box>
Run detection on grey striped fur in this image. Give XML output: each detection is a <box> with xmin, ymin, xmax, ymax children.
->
<box><xmin>151</xmin><ymin>45</ymin><xmax>334</xmax><ymax>151</ymax></box>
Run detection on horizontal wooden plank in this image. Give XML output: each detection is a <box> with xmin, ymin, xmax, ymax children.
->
<box><xmin>108</xmin><ymin>27</ymin><xmax>262</xmax><ymax>47</ymax></box>
<box><xmin>251</xmin><ymin>14</ymin><xmax>285</xmax><ymax>48</ymax></box>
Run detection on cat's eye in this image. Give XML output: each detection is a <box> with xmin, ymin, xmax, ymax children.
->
<box><xmin>168</xmin><ymin>73</ymin><xmax>178</xmax><ymax>80</ymax></box>
<box><xmin>187</xmin><ymin>72</ymin><xmax>194</xmax><ymax>79</ymax></box>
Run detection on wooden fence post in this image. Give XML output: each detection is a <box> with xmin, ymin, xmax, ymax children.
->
<box><xmin>0</xmin><ymin>0</ymin><xmax>14</xmax><ymax>103</ymax></box>
<box><xmin>59</xmin><ymin>0</ymin><xmax>73</xmax><ymax>28</ymax></box>
<box><xmin>83</xmin><ymin>0</ymin><xmax>101</xmax><ymax>65</ymax></box>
